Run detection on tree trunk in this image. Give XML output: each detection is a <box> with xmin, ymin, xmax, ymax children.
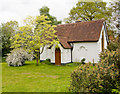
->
<box><xmin>36</xmin><ymin>57</ymin><xmax>38</xmax><ymax>66</ymax></box>
<box><xmin>36</xmin><ymin>53</ymin><xmax>39</xmax><ymax>66</ymax></box>
<box><xmin>39</xmin><ymin>53</ymin><xmax>41</xmax><ymax>63</ymax></box>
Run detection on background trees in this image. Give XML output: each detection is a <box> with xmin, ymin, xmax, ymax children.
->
<box><xmin>1</xmin><ymin>21</ymin><xmax>18</xmax><ymax>57</ymax></box>
<box><xmin>107</xmin><ymin>0</ymin><xmax>120</xmax><ymax>39</ymax></box>
<box><xmin>39</xmin><ymin>6</ymin><xmax>62</xmax><ymax>25</ymax></box>
<box><xmin>106</xmin><ymin>0</ymin><xmax>120</xmax><ymax>51</ymax></box>
<box><xmin>64</xmin><ymin>1</ymin><xmax>111</xmax><ymax>23</ymax></box>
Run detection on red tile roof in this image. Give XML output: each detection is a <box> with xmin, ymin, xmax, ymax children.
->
<box><xmin>55</xmin><ymin>19</ymin><xmax>105</xmax><ymax>49</ymax></box>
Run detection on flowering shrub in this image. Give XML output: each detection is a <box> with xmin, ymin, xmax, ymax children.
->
<box><xmin>107</xmin><ymin>41</ymin><xmax>120</xmax><ymax>51</ymax></box>
<box><xmin>69</xmin><ymin>63</ymin><xmax>97</xmax><ymax>92</ymax></box>
<box><xmin>100</xmin><ymin>49</ymin><xmax>120</xmax><ymax>70</ymax></box>
<box><xmin>6</xmin><ymin>48</ymin><xmax>33</xmax><ymax>66</ymax></box>
<box><xmin>69</xmin><ymin>50</ymin><xmax>120</xmax><ymax>93</ymax></box>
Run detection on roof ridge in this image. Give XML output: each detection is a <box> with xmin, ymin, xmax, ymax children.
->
<box><xmin>57</xmin><ymin>19</ymin><xmax>105</xmax><ymax>27</ymax></box>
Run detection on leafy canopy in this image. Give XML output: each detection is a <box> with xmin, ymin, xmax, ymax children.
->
<box><xmin>107</xmin><ymin>0</ymin><xmax>120</xmax><ymax>39</ymax></box>
<box><xmin>39</xmin><ymin>6</ymin><xmax>62</xmax><ymax>25</ymax></box>
<box><xmin>1</xmin><ymin>21</ymin><xmax>18</xmax><ymax>56</ymax></box>
<box><xmin>11</xmin><ymin>15</ymin><xmax>59</xmax><ymax>60</ymax></box>
<box><xmin>64</xmin><ymin>1</ymin><xmax>111</xmax><ymax>23</ymax></box>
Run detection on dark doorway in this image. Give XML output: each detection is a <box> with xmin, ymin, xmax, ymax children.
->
<box><xmin>55</xmin><ymin>48</ymin><xmax>61</xmax><ymax>65</ymax></box>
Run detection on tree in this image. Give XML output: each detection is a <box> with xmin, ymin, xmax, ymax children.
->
<box><xmin>39</xmin><ymin>6</ymin><xmax>62</xmax><ymax>25</ymax></box>
<box><xmin>64</xmin><ymin>1</ymin><xmax>112</xmax><ymax>23</ymax></box>
<box><xmin>11</xmin><ymin>15</ymin><xmax>59</xmax><ymax>65</ymax></box>
<box><xmin>1</xmin><ymin>21</ymin><xmax>18</xmax><ymax>57</ymax></box>
<box><xmin>108</xmin><ymin>0</ymin><xmax>120</xmax><ymax>40</ymax></box>
<box><xmin>105</xmin><ymin>0</ymin><xmax>120</xmax><ymax>51</ymax></box>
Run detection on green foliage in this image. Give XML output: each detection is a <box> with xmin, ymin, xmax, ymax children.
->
<box><xmin>64</xmin><ymin>1</ymin><xmax>111</xmax><ymax>23</ymax></box>
<box><xmin>2</xmin><ymin>57</ymin><xmax>6</xmax><ymax>62</ymax></box>
<box><xmin>1</xmin><ymin>21</ymin><xmax>18</xmax><ymax>56</ymax></box>
<box><xmin>46</xmin><ymin>58</ymin><xmax>51</xmax><ymax>63</ymax></box>
<box><xmin>39</xmin><ymin>6</ymin><xmax>62</xmax><ymax>25</ymax></box>
<box><xmin>100</xmin><ymin>49</ymin><xmax>120</xmax><ymax>70</ymax></box>
<box><xmin>107</xmin><ymin>38</ymin><xmax>120</xmax><ymax>51</ymax></box>
<box><xmin>41</xmin><ymin>59</ymin><xmax>51</xmax><ymax>65</ymax></box>
<box><xmin>81</xmin><ymin>58</ymin><xmax>85</xmax><ymax>64</ymax></box>
<box><xmin>73</xmin><ymin>58</ymin><xmax>86</xmax><ymax>65</ymax></box>
<box><xmin>40</xmin><ymin>6</ymin><xmax>50</xmax><ymax>16</ymax></box>
<box><xmin>107</xmin><ymin>0</ymin><xmax>120</xmax><ymax>37</ymax></box>
<box><xmin>112</xmin><ymin>89</ymin><xmax>120</xmax><ymax>94</ymax></box>
<box><xmin>107</xmin><ymin>41</ymin><xmax>119</xmax><ymax>51</ymax></box>
<box><xmin>11</xmin><ymin>15</ymin><xmax>59</xmax><ymax>65</ymax></box>
<box><xmin>69</xmin><ymin>63</ymin><xmax>96</xmax><ymax>92</ymax></box>
<box><xmin>6</xmin><ymin>48</ymin><xmax>33</xmax><ymax>66</ymax></box>
<box><xmin>73</xmin><ymin>62</ymin><xmax>81</xmax><ymax>65</ymax></box>
<box><xmin>69</xmin><ymin>50</ymin><xmax>120</xmax><ymax>93</ymax></box>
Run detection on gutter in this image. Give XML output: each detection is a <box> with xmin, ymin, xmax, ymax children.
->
<box><xmin>71</xmin><ymin>43</ymin><xmax>73</xmax><ymax>63</ymax></box>
<box><xmin>104</xmin><ymin>21</ymin><xmax>109</xmax><ymax>44</ymax></box>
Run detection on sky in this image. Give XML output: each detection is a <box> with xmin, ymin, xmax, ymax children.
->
<box><xmin>0</xmin><ymin>0</ymin><xmax>111</xmax><ymax>26</ymax></box>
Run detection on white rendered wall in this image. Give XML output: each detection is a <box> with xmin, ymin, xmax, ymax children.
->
<box><xmin>72</xmin><ymin>42</ymin><xmax>100</xmax><ymax>63</ymax></box>
<box><xmin>40</xmin><ymin>44</ymin><xmax>71</xmax><ymax>64</ymax></box>
<box><xmin>40</xmin><ymin>45</ymin><xmax>51</xmax><ymax>60</ymax></box>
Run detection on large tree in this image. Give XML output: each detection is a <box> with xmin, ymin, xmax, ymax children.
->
<box><xmin>39</xmin><ymin>6</ymin><xmax>62</xmax><ymax>25</ymax></box>
<box><xmin>108</xmin><ymin>0</ymin><xmax>120</xmax><ymax>39</ymax></box>
<box><xmin>11</xmin><ymin>15</ymin><xmax>59</xmax><ymax>65</ymax></box>
<box><xmin>64</xmin><ymin>1</ymin><xmax>112</xmax><ymax>23</ymax></box>
<box><xmin>107</xmin><ymin>0</ymin><xmax>120</xmax><ymax>51</ymax></box>
<box><xmin>1</xmin><ymin>21</ymin><xmax>18</xmax><ymax>57</ymax></box>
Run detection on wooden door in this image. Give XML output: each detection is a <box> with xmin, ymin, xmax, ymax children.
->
<box><xmin>55</xmin><ymin>48</ymin><xmax>61</xmax><ymax>65</ymax></box>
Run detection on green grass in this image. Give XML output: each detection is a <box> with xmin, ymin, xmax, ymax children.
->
<box><xmin>2</xmin><ymin>60</ymin><xmax>78</xmax><ymax>92</ymax></box>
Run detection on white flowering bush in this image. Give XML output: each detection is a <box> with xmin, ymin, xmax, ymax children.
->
<box><xmin>6</xmin><ymin>48</ymin><xmax>33</xmax><ymax>66</ymax></box>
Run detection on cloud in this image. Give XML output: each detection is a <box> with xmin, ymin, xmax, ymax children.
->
<box><xmin>0</xmin><ymin>0</ymin><xmax>78</xmax><ymax>25</ymax></box>
<box><xmin>0</xmin><ymin>11</ymin><xmax>20</xmax><ymax>23</ymax></box>
<box><xmin>0</xmin><ymin>0</ymin><xmax>110</xmax><ymax>25</ymax></box>
<box><xmin>21</xmin><ymin>0</ymin><xmax>31</xmax><ymax>5</ymax></box>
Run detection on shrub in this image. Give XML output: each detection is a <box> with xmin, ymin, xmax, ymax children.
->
<box><xmin>2</xmin><ymin>57</ymin><xmax>6</xmax><ymax>62</ymax></box>
<box><xmin>81</xmin><ymin>58</ymin><xmax>85</xmax><ymax>64</ymax></box>
<box><xmin>73</xmin><ymin>62</ymin><xmax>81</xmax><ymax>65</ymax></box>
<box><xmin>69</xmin><ymin>63</ymin><xmax>119</xmax><ymax>93</ymax></box>
<box><xmin>6</xmin><ymin>48</ymin><xmax>33</xmax><ymax>66</ymax></box>
<box><xmin>69</xmin><ymin>50</ymin><xmax>120</xmax><ymax>93</ymax></box>
<box><xmin>107</xmin><ymin>41</ymin><xmax>120</xmax><ymax>51</ymax></box>
<box><xmin>41</xmin><ymin>59</ymin><xmax>51</xmax><ymax>65</ymax></box>
<box><xmin>46</xmin><ymin>58</ymin><xmax>51</xmax><ymax>63</ymax></box>
<box><xmin>69</xmin><ymin>63</ymin><xmax>97</xmax><ymax>92</ymax></box>
<box><xmin>73</xmin><ymin>58</ymin><xmax>86</xmax><ymax>65</ymax></box>
<box><xmin>100</xmin><ymin>49</ymin><xmax>120</xmax><ymax>70</ymax></box>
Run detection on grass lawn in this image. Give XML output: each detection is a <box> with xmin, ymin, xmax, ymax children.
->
<box><xmin>2</xmin><ymin>60</ymin><xmax>78</xmax><ymax>92</ymax></box>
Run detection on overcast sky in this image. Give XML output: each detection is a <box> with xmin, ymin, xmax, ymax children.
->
<box><xmin>0</xmin><ymin>0</ymin><xmax>111</xmax><ymax>26</ymax></box>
